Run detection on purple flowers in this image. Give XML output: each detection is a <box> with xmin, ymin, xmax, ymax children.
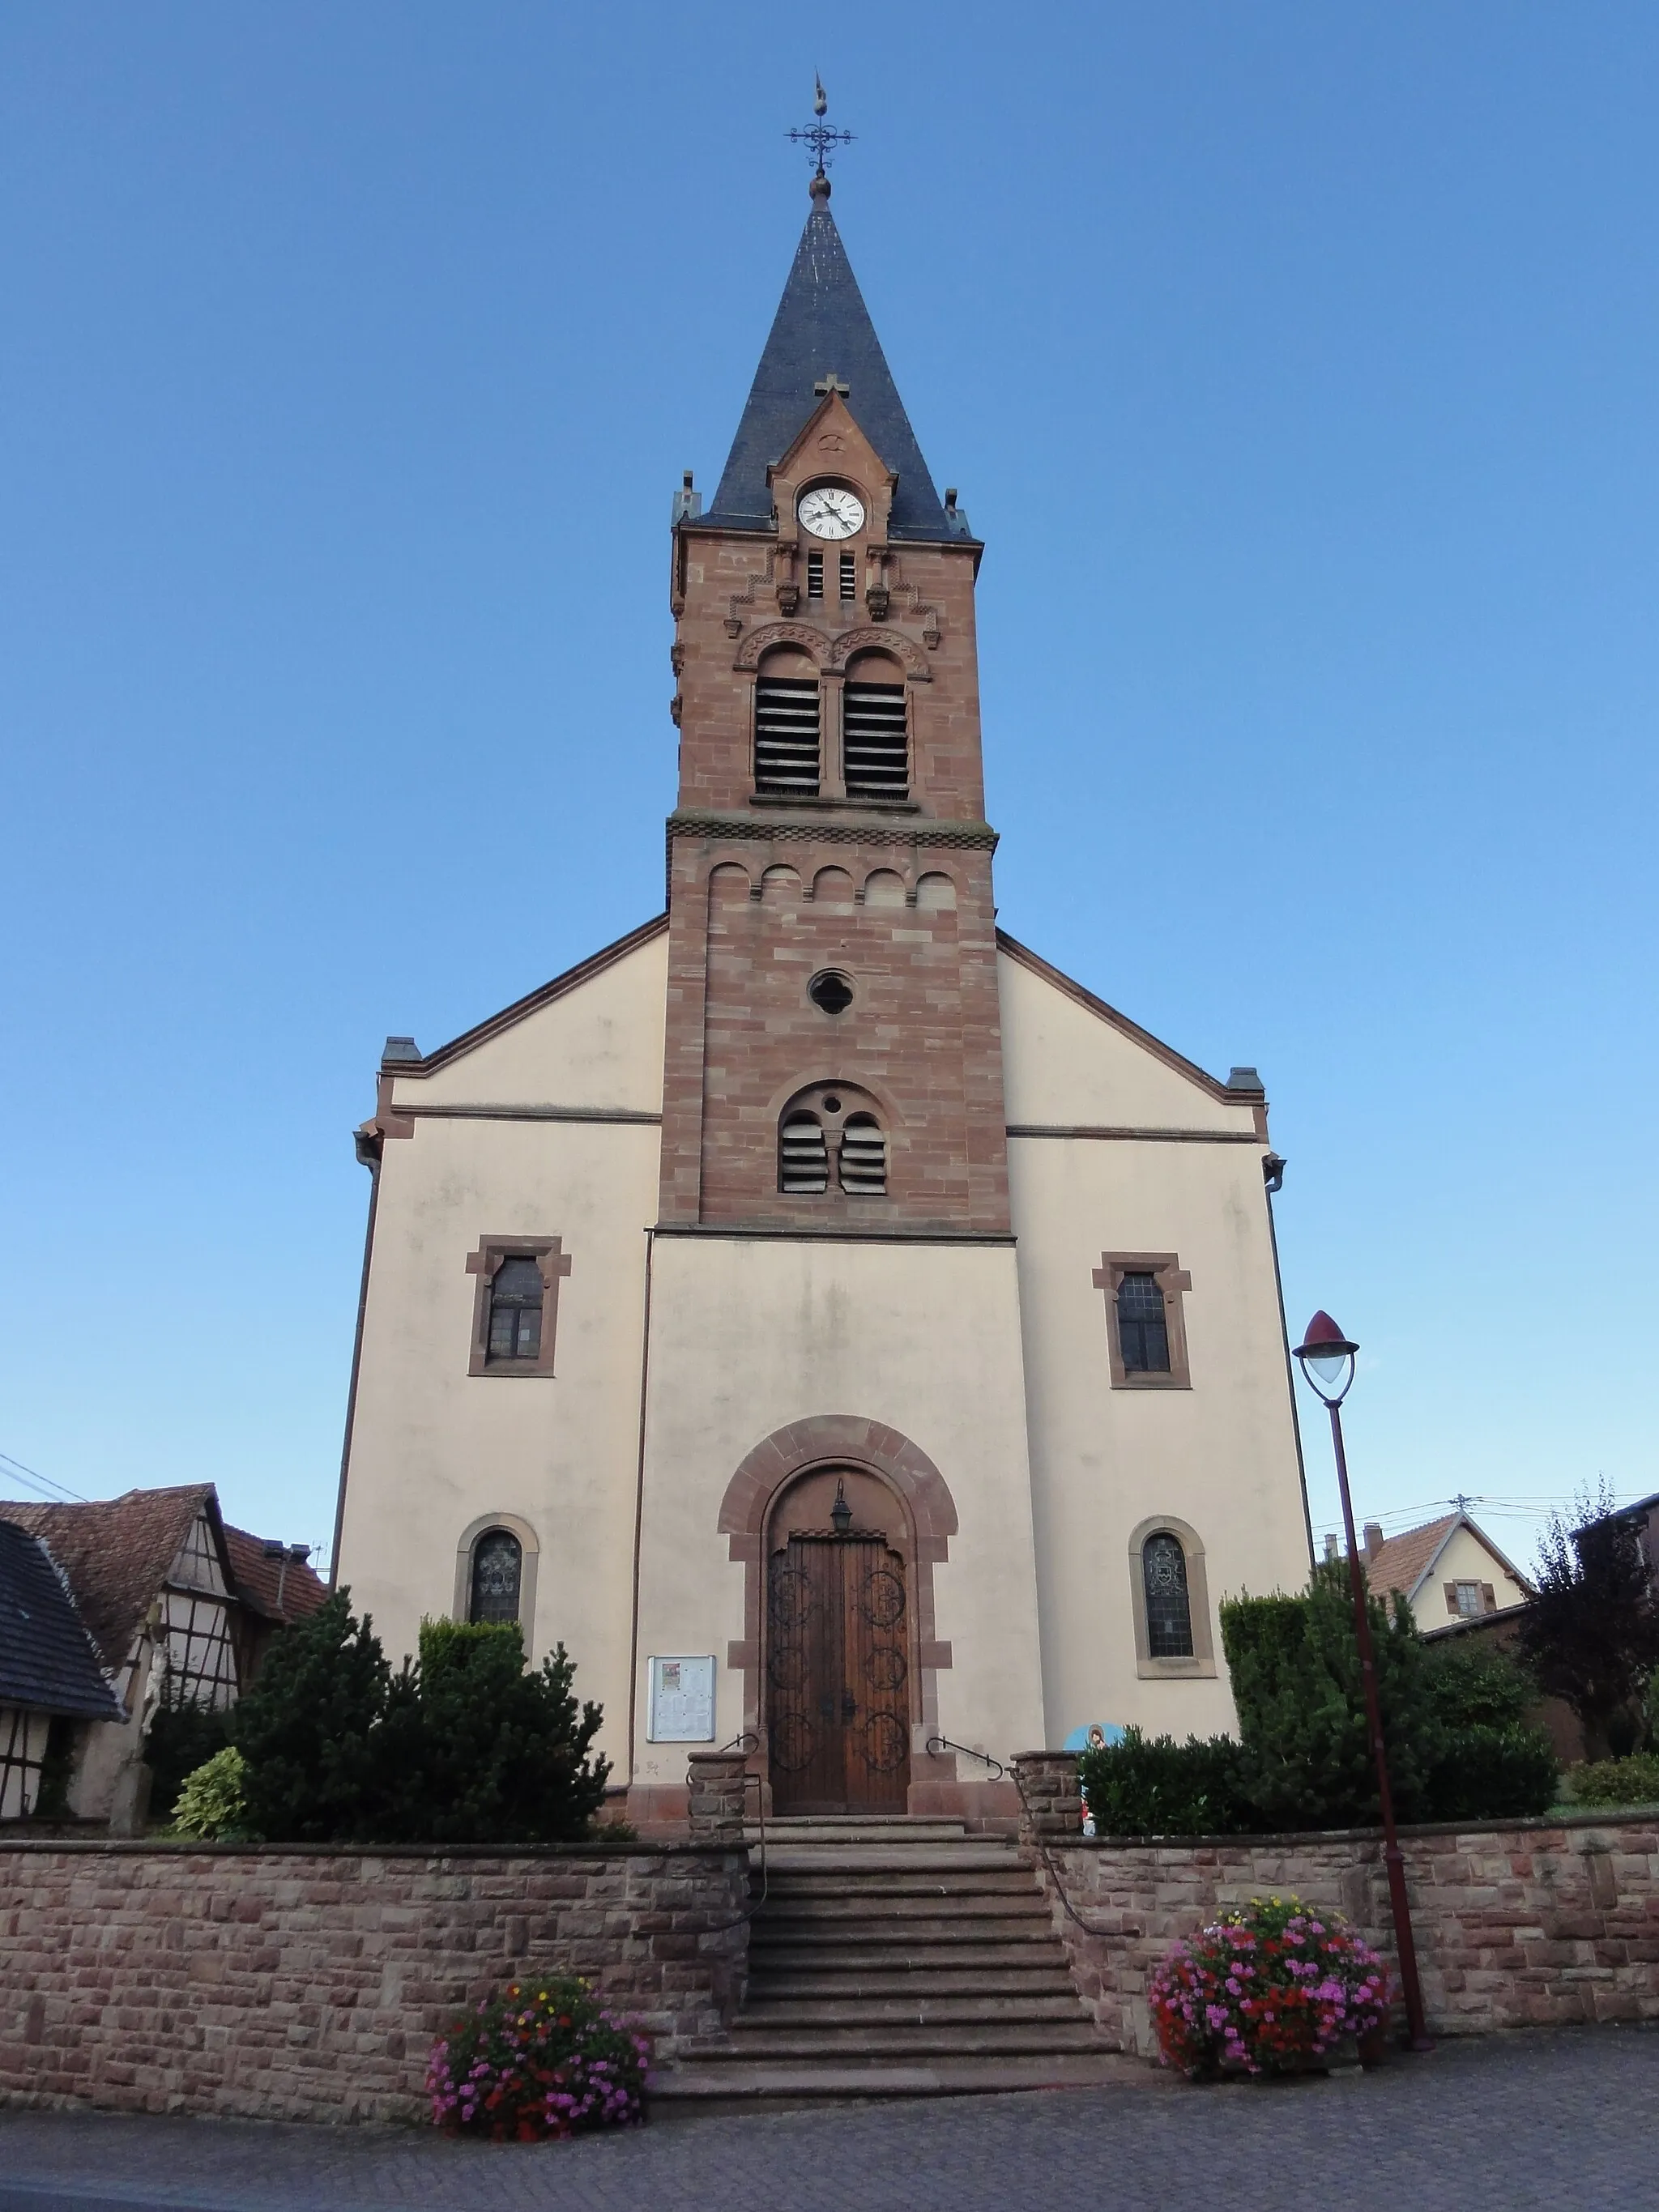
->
<box><xmin>1147</xmin><ymin>1893</ymin><xmax>1390</xmax><ymax>2078</ymax></box>
<box><xmin>426</xmin><ymin>1975</ymin><xmax>651</xmax><ymax>2138</ymax></box>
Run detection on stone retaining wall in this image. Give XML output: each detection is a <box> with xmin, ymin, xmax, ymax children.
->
<box><xmin>1034</xmin><ymin>1813</ymin><xmax>1659</xmax><ymax>2056</ymax></box>
<box><xmin>0</xmin><ymin>1839</ymin><xmax>750</xmax><ymax>2121</ymax></box>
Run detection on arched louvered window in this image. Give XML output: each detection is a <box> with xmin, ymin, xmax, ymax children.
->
<box><xmin>1115</xmin><ymin>1272</ymin><xmax>1170</xmax><ymax>1375</ymax></box>
<box><xmin>838</xmin><ymin>1114</ymin><xmax>886</xmax><ymax>1196</ymax></box>
<box><xmin>1141</xmin><ymin>1532</ymin><xmax>1194</xmax><ymax>1659</ymax></box>
<box><xmin>780</xmin><ymin>1113</ymin><xmax>830</xmax><ymax>1193</ymax></box>
<box><xmin>488</xmin><ymin>1256</ymin><xmax>545</xmax><ymax>1362</ymax></box>
<box><xmin>469</xmin><ymin>1528</ymin><xmax>523</xmax><ymax>1626</ymax></box>
<box><xmin>755</xmin><ymin>668</ymin><xmax>821</xmax><ymax>795</ymax></box>
<box><xmin>842</xmin><ymin>673</ymin><xmax>908</xmax><ymax>799</ymax></box>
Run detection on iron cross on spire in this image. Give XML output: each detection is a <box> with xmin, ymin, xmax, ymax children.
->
<box><xmin>787</xmin><ymin>75</ymin><xmax>854</xmax><ymax>175</ymax></box>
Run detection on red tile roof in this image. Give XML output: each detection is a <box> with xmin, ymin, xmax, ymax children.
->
<box><xmin>0</xmin><ymin>1485</ymin><xmax>216</xmax><ymax>1673</ymax></box>
<box><xmin>222</xmin><ymin>1524</ymin><xmax>328</xmax><ymax>1625</ymax></box>
<box><xmin>1364</xmin><ymin>1514</ymin><xmax>1462</xmax><ymax>1606</ymax></box>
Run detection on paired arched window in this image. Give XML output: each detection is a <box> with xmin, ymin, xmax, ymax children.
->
<box><xmin>752</xmin><ymin>647</ymin><xmax>909</xmax><ymax>801</ymax></box>
<box><xmin>468</xmin><ymin>1528</ymin><xmax>523</xmax><ymax>1626</ymax></box>
<box><xmin>1141</xmin><ymin>1531</ymin><xmax>1194</xmax><ymax>1659</ymax></box>
<box><xmin>755</xmin><ymin>648</ymin><xmax>821</xmax><ymax>795</ymax></box>
<box><xmin>778</xmin><ymin>1085</ymin><xmax>887</xmax><ymax>1197</ymax></box>
<box><xmin>842</xmin><ymin>650</ymin><xmax>908</xmax><ymax>799</ymax></box>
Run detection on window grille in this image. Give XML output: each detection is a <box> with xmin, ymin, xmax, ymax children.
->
<box><xmin>755</xmin><ymin>677</ymin><xmax>821</xmax><ymax>795</ymax></box>
<box><xmin>780</xmin><ymin>1113</ymin><xmax>830</xmax><ymax>1193</ymax></box>
<box><xmin>839</xmin><ymin>551</ymin><xmax>857</xmax><ymax>600</ymax></box>
<box><xmin>470</xmin><ymin>1528</ymin><xmax>522</xmax><ymax>1626</ymax></box>
<box><xmin>807</xmin><ymin>551</ymin><xmax>824</xmax><ymax>599</ymax></box>
<box><xmin>838</xmin><ymin>1115</ymin><xmax>886</xmax><ymax>1196</ymax></box>
<box><xmin>1142</xmin><ymin>1532</ymin><xmax>1194</xmax><ymax>1658</ymax></box>
<box><xmin>1116</xmin><ymin>1272</ymin><xmax>1170</xmax><ymax>1374</ymax></box>
<box><xmin>488</xmin><ymin>1256</ymin><xmax>544</xmax><ymax>1362</ymax></box>
<box><xmin>842</xmin><ymin>682</ymin><xmax>908</xmax><ymax>799</ymax></box>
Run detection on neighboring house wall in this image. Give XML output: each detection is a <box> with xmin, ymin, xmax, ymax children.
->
<box><xmin>335</xmin><ymin>929</ymin><xmax>668</xmax><ymax>1771</ymax></box>
<box><xmin>1417</xmin><ymin>1523</ymin><xmax>1531</xmax><ymax>1622</ymax></box>
<box><xmin>999</xmin><ymin>945</ymin><xmax>1308</xmax><ymax>1743</ymax></box>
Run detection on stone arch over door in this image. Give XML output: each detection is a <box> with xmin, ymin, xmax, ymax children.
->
<box><xmin>719</xmin><ymin>1417</ymin><xmax>957</xmax><ymax>1776</ymax></box>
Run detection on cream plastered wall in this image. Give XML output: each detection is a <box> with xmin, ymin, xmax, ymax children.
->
<box><xmin>336</xmin><ymin>932</ymin><xmax>668</xmax><ymax>1774</ymax></box>
<box><xmin>1406</xmin><ymin>1524</ymin><xmax>1531</xmax><ymax>1625</ymax></box>
<box><xmin>999</xmin><ymin>951</ymin><xmax>1308</xmax><ymax>1743</ymax></box>
<box><xmin>631</xmin><ymin>1235</ymin><xmax>1046</xmax><ymax>1790</ymax></box>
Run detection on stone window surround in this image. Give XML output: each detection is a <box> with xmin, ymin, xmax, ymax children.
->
<box><xmin>453</xmin><ymin>1511</ymin><xmax>540</xmax><ymax>1645</ymax></box>
<box><xmin>464</xmin><ymin>1236</ymin><xmax>572</xmax><ymax>1379</ymax></box>
<box><xmin>1127</xmin><ymin>1514</ymin><xmax>1216</xmax><ymax>1679</ymax></box>
<box><xmin>1092</xmin><ymin>1251</ymin><xmax>1194</xmax><ymax>1389</ymax></box>
<box><xmin>717</xmin><ymin>1417</ymin><xmax>959</xmax><ymax>1773</ymax></box>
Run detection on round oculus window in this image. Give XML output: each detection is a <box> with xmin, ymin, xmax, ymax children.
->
<box><xmin>808</xmin><ymin>970</ymin><xmax>855</xmax><ymax>1016</ymax></box>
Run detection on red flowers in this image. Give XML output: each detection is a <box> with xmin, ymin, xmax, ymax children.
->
<box><xmin>1148</xmin><ymin>1894</ymin><xmax>1389</xmax><ymax>2078</ymax></box>
<box><xmin>426</xmin><ymin>1975</ymin><xmax>651</xmax><ymax>2137</ymax></box>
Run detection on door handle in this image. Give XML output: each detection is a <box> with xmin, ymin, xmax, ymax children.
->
<box><xmin>842</xmin><ymin>1690</ymin><xmax>858</xmax><ymax>1721</ymax></box>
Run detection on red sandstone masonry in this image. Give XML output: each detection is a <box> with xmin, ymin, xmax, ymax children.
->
<box><xmin>0</xmin><ymin>1841</ymin><xmax>748</xmax><ymax>2123</ymax></box>
<box><xmin>1030</xmin><ymin>1813</ymin><xmax>1659</xmax><ymax>2058</ymax></box>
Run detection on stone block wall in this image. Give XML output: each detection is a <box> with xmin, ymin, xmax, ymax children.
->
<box><xmin>1033</xmin><ymin>1813</ymin><xmax>1659</xmax><ymax>2057</ymax></box>
<box><xmin>0</xmin><ymin>1839</ymin><xmax>749</xmax><ymax>2122</ymax></box>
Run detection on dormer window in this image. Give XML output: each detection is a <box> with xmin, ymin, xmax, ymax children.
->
<box><xmin>842</xmin><ymin>650</ymin><xmax>908</xmax><ymax>800</ymax></box>
<box><xmin>754</xmin><ymin>647</ymin><xmax>821</xmax><ymax>796</ymax></box>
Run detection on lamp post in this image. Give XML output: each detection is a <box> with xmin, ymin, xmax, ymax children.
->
<box><xmin>1293</xmin><ymin>1311</ymin><xmax>1432</xmax><ymax>2052</ymax></box>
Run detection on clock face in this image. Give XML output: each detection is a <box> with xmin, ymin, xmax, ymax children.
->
<box><xmin>798</xmin><ymin>485</ymin><xmax>866</xmax><ymax>541</ymax></box>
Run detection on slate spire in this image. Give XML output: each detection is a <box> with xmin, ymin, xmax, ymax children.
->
<box><xmin>706</xmin><ymin>180</ymin><xmax>949</xmax><ymax>542</ymax></box>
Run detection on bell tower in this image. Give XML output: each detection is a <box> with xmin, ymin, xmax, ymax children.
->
<box><xmin>659</xmin><ymin>168</ymin><xmax>1010</xmax><ymax>1234</ymax></box>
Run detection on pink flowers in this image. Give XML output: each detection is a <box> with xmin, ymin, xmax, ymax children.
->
<box><xmin>1147</xmin><ymin>1893</ymin><xmax>1390</xmax><ymax>2078</ymax></box>
<box><xmin>425</xmin><ymin>1975</ymin><xmax>650</xmax><ymax>2138</ymax></box>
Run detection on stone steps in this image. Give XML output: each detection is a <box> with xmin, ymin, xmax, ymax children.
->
<box><xmin>650</xmin><ymin>1817</ymin><xmax>1112</xmax><ymax>2108</ymax></box>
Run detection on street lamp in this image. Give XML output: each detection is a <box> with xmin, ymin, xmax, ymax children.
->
<box><xmin>1294</xmin><ymin>1311</ymin><xmax>1433</xmax><ymax>2052</ymax></box>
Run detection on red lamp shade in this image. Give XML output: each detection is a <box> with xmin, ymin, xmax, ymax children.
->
<box><xmin>1296</xmin><ymin>1311</ymin><xmax>1358</xmax><ymax>1361</ymax></box>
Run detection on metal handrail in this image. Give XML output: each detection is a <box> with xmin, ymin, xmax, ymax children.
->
<box><xmin>926</xmin><ymin>1734</ymin><xmax>1005</xmax><ymax>1782</ymax></box>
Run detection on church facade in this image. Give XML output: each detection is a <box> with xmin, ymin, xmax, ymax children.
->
<box><xmin>332</xmin><ymin>175</ymin><xmax>1313</xmax><ymax>1825</ymax></box>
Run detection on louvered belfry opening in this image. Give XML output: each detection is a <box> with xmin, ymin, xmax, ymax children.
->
<box><xmin>838</xmin><ymin>551</ymin><xmax>857</xmax><ymax>601</ymax></box>
<box><xmin>754</xmin><ymin>675</ymin><xmax>821</xmax><ymax>795</ymax></box>
<box><xmin>779</xmin><ymin>1112</ymin><xmax>830</xmax><ymax>1193</ymax></box>
<box><xmin>838</xmin><ymin>1114</ymin><xmax>886</xmax><ymax>1196</ymax></box>
<box><xmin>842</xmin><ymin>680</ymin><xmax>908</xmax><ymax>800</ymax></box>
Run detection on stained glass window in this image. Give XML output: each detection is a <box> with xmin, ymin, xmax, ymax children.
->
<box><xmin>470</xmin><ymin>1529</ymin><xmax>522</xmax><ymax>1626</ymax></box>
<box><xmin>1143</xmin><ymin>1532</ymin><xmax>1194</xmax><ymax>1658</ymax></box>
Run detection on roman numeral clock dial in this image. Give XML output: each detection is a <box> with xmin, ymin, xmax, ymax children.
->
<box><xmin>797</xmin><ymin>486</ymin><xmax>865</xmax><ymax>540</ymax></box>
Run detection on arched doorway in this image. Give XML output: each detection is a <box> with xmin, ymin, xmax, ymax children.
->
<box><xmin>764</xmin><ymin>1465</ymin><xmax>912</xmax><ymax>1815</ymax></box>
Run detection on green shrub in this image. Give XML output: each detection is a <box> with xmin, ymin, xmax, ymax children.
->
<box><xmin>172</xmin><ymin>1746</ymin><xmax>250</xmax><ymax>1839</ymax></box>
<box><xmin>1422</xmin><ymin>1724</ymin><xmax>1558</xmax><ymax>1822</ymax></box>
<box><xmin>229</xmin><ymin>1595</ymin><xmax>611</xmax><ymax>1845</ymax></box>
<box><xmin>1222</xmin><ymin>1562</ymin><xmax>1445</xmax><ymax>1829</ymax></box>
<box><xmin>377</xmin><ymin>1618</ymin><xmax>611</xmax><ymax>1846</ymax></box>
<box><xmin>1567</xmin><ymin>1753</ymin><xmax>1659</xmax><ymax>1808</ymax></box>
<box><xmin>144</xmin><ymin>1703</ymin><xmax>233</xmax><ymax>1822</ymax></box>
<box><xmin>1422</xmin><ymin>1639</ymin><xmax>1536</xmax><ymax>1732</ymax></box>
<box><xmin>1077</xmin><ymin>1728</ymin><xmax>1252</xmax><ymax>1837</ymax></box>
<box><xmin>232</xmin><ymin>1590</ymin><xmax>394</xmax><ymax>1843</ymax></box>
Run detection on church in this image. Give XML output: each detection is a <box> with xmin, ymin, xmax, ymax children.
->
<box><xmin>331</xmin><ymin>163</ymin><xmax>1314</xmax><ymax>1828</ymax></box>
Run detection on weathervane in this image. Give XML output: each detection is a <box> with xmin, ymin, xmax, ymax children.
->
<box><xmin>787</xmin><ymin>75</ymin><xmax>854</xmax><ymax>177</ymax></box>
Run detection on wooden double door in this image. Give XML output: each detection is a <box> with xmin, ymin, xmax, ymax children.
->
<box><xmin>766</xmin><ymin>1532</ymin><xmax>911</xmax><ymax>1814</ymax></box>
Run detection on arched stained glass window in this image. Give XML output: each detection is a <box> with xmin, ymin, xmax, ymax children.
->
<box><xmin>1116</xmin><ymin>1272</ymin><xmax>1170</xmax><ymax>1375</ymax></box>
<box><xmin>469</xmin><ymin>1528</ymin><xmax>523</xmax><ymax>1626</ymax></box>
<box><xmin>1142</xmin><ymin>1532</ymin><xmax>1194</xmax><ymax>1659</ymax></box>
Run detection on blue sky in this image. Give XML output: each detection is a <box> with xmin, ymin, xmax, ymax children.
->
<box><xmin>2</xmin><ymin>4</ymin><xmax>1654</xmax><ymax>1576</ymax></box>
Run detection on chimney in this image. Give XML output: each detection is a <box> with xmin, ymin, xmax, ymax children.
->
<box><xmin>1324</xmin><ymin>1534</ymin><xmax>1340</xmax><ymax>1563</ymax></box>
<box><xmin>1363</xmin><ymin>1523</ymin><xmax>1384</xmax><ymax>1561</ymax></box>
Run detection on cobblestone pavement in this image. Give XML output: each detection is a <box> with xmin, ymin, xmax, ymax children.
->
<box><xmin>2</xmin><ymin>2028</ymin><xmax>1655</xmax><ymax>2212</ymax></box>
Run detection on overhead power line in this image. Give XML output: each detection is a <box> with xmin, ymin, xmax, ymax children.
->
<box><xmin>0</xmin><ymin>1450</ymin><xmax>89</xmax><ymax>1505</ymax></box>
